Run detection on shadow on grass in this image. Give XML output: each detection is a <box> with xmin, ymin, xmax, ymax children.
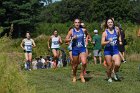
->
<box><xmin>77</xmin><ymin>76</ymin><xmax>93</xmax><ymax>82</ymax></box>
<box><xmin>104</xmin><ymin>76</ymin><xmax>124</xmax><ymax>82</ymax></box>
<box><xmin>85</xmin><ymin>76</ymin><xmax>93</xmax><ymax>82</ymax></box>
<box><xmin>86</xmin><ymin>70</ymin><xmax>92</xmax><ymax>74</ymax></box>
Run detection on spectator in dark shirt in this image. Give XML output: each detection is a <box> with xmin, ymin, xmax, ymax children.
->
<box><xmin>116</xmin><ymin>25</ymin><xmax>127</xmax><ymax>63</ymax></box>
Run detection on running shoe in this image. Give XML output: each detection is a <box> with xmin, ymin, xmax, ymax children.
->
<box><xmin>108</xmin><ymin>78</ymin><xmax>113</xmax><ymax>83</ymax></box>
<box><xmin>113</xmin><ymin>73</ymin><xmax>118</xmax><ymax>81</ymax></box>
<box><xmin>72</xmin><ymin>77</ymin><xmax>77</xmax><ymax>83</ymax></box>
<box><xmin>29</xmin><ymin>69</ymin><xmax>32</xmax><ymax>71</ymax></box>
<box><xmin>123</xmin><ymin>60</ymin><xmax>126</xmax><ymax>63</ymax></box>
<box><xmin>80</xmin><ymin>76</ymin><xmax>85</xmax><ymax>83</ymax></box>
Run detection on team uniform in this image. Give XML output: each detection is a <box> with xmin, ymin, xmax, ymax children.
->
<box><xmin>72</xmin><ymin>28</ymin><xmax>86</xmax><ymax>56</ymax></box>
<box><xmin>104</xmin><ymin>29</ymin><xmax>119</xmax><ymax>56</ymax></box>
<box><xmin>23</xmin><ymin>38</ymin><xmax>34</xmax><ymax>53</ymax></box>
<box><xmin>23</xmin><ymin>38</ymin><xmax>34</xmax><ymax>70</ymax></box>
<box><xmin>68</xmin><ymin>37</ymin><xmax>72</xmax><ymax>51</ymax></box>
<box><xmin>51</xmin><ymin>35</ymin><xmax>60</xmax><ymax>50</ymax></box>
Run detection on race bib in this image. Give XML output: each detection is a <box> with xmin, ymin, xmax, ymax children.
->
<box><xmin>76</xmin><ymin>42</ymin><xmax>83</xmax><ymax>47</ymax></box>
<box><xmin>110</xmin><ymin>40</ymin><xmax>117</xmax><ymax>46</ymax></box>
<box><xmin>53</xmin><ymin>41</ymin><xmax>59</xmax><ymax>45</ymax></box>
<box><xmin>25</xmin><ymin>45</ymin><xmax>32</xmax><ymax>51</ymax></box>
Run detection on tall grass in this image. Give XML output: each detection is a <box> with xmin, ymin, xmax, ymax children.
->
<box><xmin>0</xmin><ymin>37</ymin><xmax>35</xmax><ymax>93</ymax></box>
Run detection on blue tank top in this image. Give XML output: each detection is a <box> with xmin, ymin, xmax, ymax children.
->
<box><xmin>72</xmin><ymin>28</ymin><xmax>85</xmax><ymax>48</ymax></box>
<box><xmin>105</xmin><ymin>29</ymin><xmax>118</xmax><ymax>50</ymax></box>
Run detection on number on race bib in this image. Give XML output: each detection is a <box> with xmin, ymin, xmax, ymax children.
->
<box><xmin>77</xmin><ymin>42</ymin><xmax>83</xmax><ymax>47</ymax></box>
<box><xmin>53</xmin><ymin>41</ymin><xmax>59</xmax><ymax>45</ymax></box>
<box><xmin>25</xmin><ymin>45</ymin><xmax>32</xmax><ymax>51</ymax></box>
<box><xmin>110</xmin><ymin>40</ymin><xmax>117</xmax><ymax>46</ymax></box>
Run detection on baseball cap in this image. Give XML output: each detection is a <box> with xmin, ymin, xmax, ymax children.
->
<box><xmin>94</xmin><ymin>30</ymin><xmax>98</xmax><ymax>33</ymax></box>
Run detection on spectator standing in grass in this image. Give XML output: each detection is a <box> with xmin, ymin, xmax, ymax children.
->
<box><xmin>92</xmin><ymin>29</ymin><xmax>102</xmax><ymax>64</ymax></box>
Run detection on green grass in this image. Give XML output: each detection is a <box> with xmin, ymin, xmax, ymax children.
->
<box><xmin>0</xmin><ymin>37</ymin><xmax>35</xmax><ymax>93</ymax></box>
<box><xmin>27</xmin><ymin>61</ymin><xmax>140</xmax><ymax>93</ymax></box>
<box><xmin>0</xmin><ymin>22</ymin><xmax>139</xmax><ymax>93</ymax></box>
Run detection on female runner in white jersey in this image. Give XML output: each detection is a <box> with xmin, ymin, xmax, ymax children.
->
<box><xmin>20</xmin><ymin>31</ymin><xmax>36</xmax><ymax>70</ymax></box>
<box><xmin>48</xmin><ymin>29</ymin><xmax>62</xmax><ymax>69</ymax></box>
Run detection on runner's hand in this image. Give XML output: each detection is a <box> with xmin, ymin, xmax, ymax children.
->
<box><xmin>48</xmin><ymin>47</ymin><xmax>51</xmax><ymax>50</ymax></box>
<box><xmin>109</xmin><ymin>38</ymin><xmax>113</xmax><ymax>42</ymax></box>
<box><xmin>72</xmin><ymin>35</ymin><xmax>77</xmax><ymax>40</ymax></box>
<box><xmin>119</xmin><ymin>41</ymin><xmax>122</xmax><ymax>45</ymax></box>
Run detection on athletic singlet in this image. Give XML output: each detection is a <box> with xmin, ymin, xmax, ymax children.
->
<box><xmin>105</xmin><ymin>29</ymin><xmax>118</xmax><ymax>50</ymax></box>
<box><xmin>23</xmin><ymin>38</ymin><xmax>33</xmax><ymax>52</ymax></box>
<box><xmin>84</xmin><ymin>33</ymin><xmax>87</xmax><ymax>47</ymax></box>
<box><xmin>72</xmin><ymin>28</ymin><xmax>85</xmax><ymax>48</ymax></box>
<box><xmin>51</xmin><ymin>35</ymin><xmax>60</xmax><ymax>49</ymax></box>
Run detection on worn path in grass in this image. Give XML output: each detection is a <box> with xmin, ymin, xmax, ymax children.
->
<box><xmin>27</xmin><ymin>61</ymin><xmax>140</xmax><ymax>93</ymax></box>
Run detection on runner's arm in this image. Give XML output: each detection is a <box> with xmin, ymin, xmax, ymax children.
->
<box><xmin>101</xmin><ymin>32</ymin><xmax>110</xmax><ymax>46</ymax></box>
<box><xmin>117</xmin><ymin>30</ymin><xmax>122</xmax><ymax>45</ymax></box>
<box><xmin>65</xmin><ymin>29</ymin><xmax>72</xmax><ymax>43</ymax></box>
<box><xmin>59</xmin><ymin>36</ymin><xmax>63</xmax><ymax>44</ymax></box>
<box><xmin>83</xmin><ymin>28</ymin><xmax>91</xmax><ymax>45</ymax></box>
<box><xmin>48</xmin><ymin>36</ymin><xmax>51</xmax><ymax>49</ymax></box>
<box><xmin>20</xmin><ymin>40</ymin><xmax>25</xmax><ymax>50</ymax></box>
<box><xmin>92</xmin><ymin>36</ymin><xmax>95</xmax><ymax>44</ymax></box>
<box><xmin>137</xmin><ymin>28</ymin><xmax>140</xmax><ymax>37</ymax></box>
<box><xmin>32</xmin><ymin>39</ymin><xmax>36</xmax><ymax>48</ymax></box>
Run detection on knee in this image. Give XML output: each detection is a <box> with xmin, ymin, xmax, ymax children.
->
<box><xmin>26</xmin><ymin>60</ymin><xmax>30</xmax><ymax>62</ymax></box>
<box><xmin>114</xmin><ymin>63</ymin><xmax>121</xmax><ymax>67</ymax></box>
<box><xmin>107</xmin><ymin>66</ymin><xmax>112</xmax><ymax>70</ymax></box>
<box><xmin>82</xmin><ymin>62</ymin><xmax>87</xmax><ymax>66</ymax></box>
<box><xmin>107</xmin><ymin>65</ymin><xmax>113</xmax><ymax>70</ymax></box>
<box><xmin>53</xmin><ymin>55</ymin><xmax>57</xmax><ymax>59</ymax></box>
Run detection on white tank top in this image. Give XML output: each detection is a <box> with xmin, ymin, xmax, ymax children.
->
<box><xmin>23</xmin><ymin>38</ymin><xmax>33</xmax><ymax>51</ymax></box>
<box><xmin>51</xmin><ymin>36</ymin><xmax>60</xmax><ymax>48</ymax></box>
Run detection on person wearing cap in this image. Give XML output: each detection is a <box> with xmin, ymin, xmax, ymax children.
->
<box><xmin>80</xmin><ymin>22</ymin><xmax>92</xmax><ymax>75</ymax></box>
<box><xmin>92</xmin><ymin>29</ymin><xmax>102</xmax><ymax>64</ymax></box>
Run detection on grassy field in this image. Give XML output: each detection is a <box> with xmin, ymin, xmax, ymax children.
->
<box><xmin>27</xmin><ymin>61</ymin><xmax>140</xmax><ymax>93</ymax></box>
<box><xmin>0</xmin><ymin>23</ymin><xmax>140</xmax><ymax>93</ymax></box>
<box><xmin>0</xmin><ymin>35</ymin><xmax>140</xmax><ymax>93</ymax></box>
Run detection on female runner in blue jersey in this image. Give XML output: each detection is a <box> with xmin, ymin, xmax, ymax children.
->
<box><xmin>101</xmin><ymin>18</ymin><xmax>122</xmax><ymax>82</ymax></box>
<box><xmin>65</xmin><ymin>19</ymin><xmax>89</xmax><ymax>83</ymax></box>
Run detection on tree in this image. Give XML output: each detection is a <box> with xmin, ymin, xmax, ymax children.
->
<box><xmin>0</xmin><ymin>0</ymin><xmax>43</xmax><ymax>38</ymax></box>
<box><xmin>41</xmin><ymin>0</ymin><xmax>139</xmax><ymax>23</ymax></box>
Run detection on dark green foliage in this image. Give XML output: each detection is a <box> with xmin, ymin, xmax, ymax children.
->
<box><xmin>0</xmin><ymin>0</ymin><xmax>43</xmax><ymax>38</ymax></box>
<box><xmin>41</xmin><ymin>0</ymin><xmax>139</xmax><ymax>23</ymax></box>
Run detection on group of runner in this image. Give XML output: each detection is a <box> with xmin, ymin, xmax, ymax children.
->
<box><xmin>21</xmin><ymin>18</ymin><xmax>126</xmax><ymax>83</ymax></box>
